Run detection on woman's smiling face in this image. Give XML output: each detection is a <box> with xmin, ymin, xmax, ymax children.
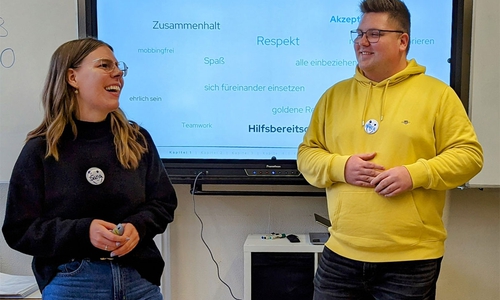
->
<box><xmin>67</xmin><ymin>45</ymin><xmax>125</xmax><ymax>122</ymax></box>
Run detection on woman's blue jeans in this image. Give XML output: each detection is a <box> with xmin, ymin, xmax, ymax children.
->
<box><xmin>313</xmin><ymin>247</ymin><xmax>442</xmax><ymax>300</ymax></box>
<box><xmin>42</xmin><ymin>259</ymin><xmax>162</xmax><ymax>300</ymax></box>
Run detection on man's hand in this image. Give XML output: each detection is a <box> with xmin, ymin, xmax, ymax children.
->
<box><xmin>371</xmin><ymin>166</ymin><xmax>413</xmax><ymax>197</ymax></box>
<box><xmin>345</xmin><ymin>152</ymin><xmax>385</xmax><ymax>187</ymax></box>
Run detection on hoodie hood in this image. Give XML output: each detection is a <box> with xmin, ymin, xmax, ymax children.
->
<box><xmin>353</xmin><ymin>59</ymin><xmax>426</xmax><ymax>128</ymax></box>
<box><xmin>354</xmin><ymin>58</ymin><xmax>426</xmax><ymax>86</ymax></box>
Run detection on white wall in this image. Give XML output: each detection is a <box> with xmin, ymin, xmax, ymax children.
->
<box><xmin>439</xmin><ymin>188</ymin><xmax>500</xmax><ymax>299</ymax></box>
<box><xmin>0</xmin><ymin>0</ymin><xmax>78</xmax><ymax>182</ymax></box>
<box><xmin>467</xmin><ymin>0</ymin><xmax>500</xmax><ymax>187</ymax></box>
<box><xmin>168</xmin><ymin>184</ymin><xmax>328</xmax><ymax>300</ymax></box>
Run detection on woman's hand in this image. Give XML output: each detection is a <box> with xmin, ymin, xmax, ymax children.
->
<box><xmin>89</xmin><ymin>220</ymin><xmax>140</xmax><ymax>257</ymax></box>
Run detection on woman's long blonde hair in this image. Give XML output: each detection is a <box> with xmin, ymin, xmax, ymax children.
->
<box><xmin>27</xmin><ymin>37</ymin><xmax>147</xmax><ymax>169</ymax></box>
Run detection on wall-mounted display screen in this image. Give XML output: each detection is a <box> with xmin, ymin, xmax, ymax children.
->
<box><xmin>89</xmin><ymin>0</ymin><xmax>458</xmax><ymax>184</ymax></box>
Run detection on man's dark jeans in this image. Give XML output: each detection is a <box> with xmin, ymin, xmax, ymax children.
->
<box><xmin>313</xmin><ymin>247</ymin><xmax>442</xmax><ymax>300</ymax></box>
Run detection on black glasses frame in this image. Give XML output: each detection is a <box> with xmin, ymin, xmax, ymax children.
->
<box><xmin>351</xmin><ymin>29</ymin><xmax>404</xmax><ymax>43</ymax></box>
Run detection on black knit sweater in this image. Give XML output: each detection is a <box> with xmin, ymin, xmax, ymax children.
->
<box><xmin>2</xmin><ymin>117</ymin><xmax>177</xmax><ymax>291</ymax></box>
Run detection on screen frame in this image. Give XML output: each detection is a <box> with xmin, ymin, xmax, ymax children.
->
<box><xmin>79</xmin><ymin>0</ymin><xmax>469</xmax><ymax>186</ymax></box>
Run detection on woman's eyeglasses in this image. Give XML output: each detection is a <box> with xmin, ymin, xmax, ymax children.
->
<box><xmin>92</xmin><ymin>58</ymin><xmax>128</xmax><ymax>77</ymax></box>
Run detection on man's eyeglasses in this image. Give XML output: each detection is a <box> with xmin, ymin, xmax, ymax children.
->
<box><xmin>350</xmin><ymin>29</ymin><xmax>404</xmax><ymax>44</ymax></box>
<box><xmin>92</xmin><ymin>58</ymin><xmax>128</xmax><ymax>77</ymax></box>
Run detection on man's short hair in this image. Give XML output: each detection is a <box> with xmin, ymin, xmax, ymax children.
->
<box><xmin>359</xmin><ymin>0</ymin><xmax>411</xmax><ymax>52</ymax></box>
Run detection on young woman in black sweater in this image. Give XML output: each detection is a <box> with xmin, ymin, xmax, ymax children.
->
<box><xmin>2</xmin><ymin>37</ymin><xmax>177</xmax><ymax>300</ymax></box>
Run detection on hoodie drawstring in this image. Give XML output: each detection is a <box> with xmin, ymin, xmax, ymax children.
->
<box><xmin>361</xmin><ymin>82</ymin><xmax>373</xmax><ymax>126</ymax></box>
<box><xmin>380</xmin><ymin>79</ymin><xmax>390</xmax><ymax>121</ymax></box>
<box><xmin>361</xmin><ymin>80</ymin><xmax>390</xmax><ymax>126</ymax></box>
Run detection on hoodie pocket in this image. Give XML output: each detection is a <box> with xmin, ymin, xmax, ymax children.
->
<box><xmin>330</xmin><ymin>191</ymin><xmax>424</xmax><ymax>249</ymax></box>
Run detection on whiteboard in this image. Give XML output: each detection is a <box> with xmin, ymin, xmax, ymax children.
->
<box><xmin>0</xmin><ymin>0</ymin><xmax>78</xmax><ymax>182</ymax></box>
<box><xmin>467</xmin><ymin>0</ymin><xmax>500</xmax><ymax>187</ymax></box>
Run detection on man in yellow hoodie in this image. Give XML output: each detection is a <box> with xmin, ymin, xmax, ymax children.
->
<box><xmin>297</xmin><ymin>0</ymin><xmax>483</xmax><ymax>299</ymax></box>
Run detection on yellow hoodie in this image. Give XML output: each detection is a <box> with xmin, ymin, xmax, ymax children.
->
<box><xmin>298</xmin><ymin>59</ymin><xmax>483</xmax><ymax>262</ymax></box>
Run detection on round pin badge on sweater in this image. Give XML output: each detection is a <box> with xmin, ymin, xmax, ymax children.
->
<box><xmin>86</xmin><ymin>167</ymin><xmax>105</xmax><ymax>185</ymax></box>
<box><xmin>364</xmin><ymin>119</ymin><xmax>379</xmax><ymax>134</ymax></box>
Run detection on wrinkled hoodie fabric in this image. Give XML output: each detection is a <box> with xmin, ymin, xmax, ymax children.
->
<box><xmin>298</xmin><ymin>59</ymin><xmax>483</xmax><ymax>262</ymax></box>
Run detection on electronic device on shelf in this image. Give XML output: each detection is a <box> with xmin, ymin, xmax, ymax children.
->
<box><xmin>309</xmin><ymin>213</ymin><xmax>331</xmax><ymax>245</ymax></box>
